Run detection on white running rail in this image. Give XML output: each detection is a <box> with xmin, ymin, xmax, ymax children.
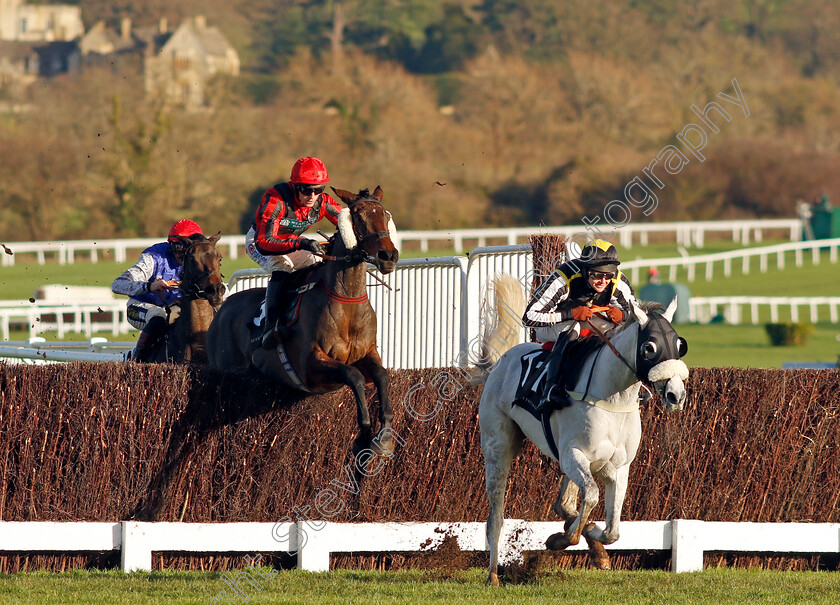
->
<box><xmin>0</xmin><ymin>218</ymin><xmax>803</xmax><ymax>266</ymax></box>
<box><xmin>0</xmin><ymin>301</ymin><xmax>131</xmax><ymax>340</ymax></box>
<box><xmin>0</xmin><ymin>520</ymin><xmax>835</xmax><ymax>574</ymax></box>
<box><xmin>622</xmin><ymin>237</ymin><xmax>840</xmax><ymax>283</ymax></box>
<box><xmin>689</xmin><ymin>296</ymin><xmax>840</xmax><ymax>324</ymax></box>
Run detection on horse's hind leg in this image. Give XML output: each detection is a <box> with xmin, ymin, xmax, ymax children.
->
<box><xmin>480</xmin><ymin>412</ymin><xmax>523</xmax><ymax>586</ymax></box>
<box><xmin>354</xmin><ymin>353</ymin><xmax>394</xmax><ymax>457</ymax></box>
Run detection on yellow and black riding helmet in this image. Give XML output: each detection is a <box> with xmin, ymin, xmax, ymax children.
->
<box><xmin>580</xmin><ymin>239</ymin><xmax>620</xmax><ymax>274</ymax></box>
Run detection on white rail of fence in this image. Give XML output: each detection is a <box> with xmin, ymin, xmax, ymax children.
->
<box><xmin>0</xmin><ymin>300</ymin><xmax>131</xmax><ymax>341</ymax></box>
<box><xmin>0</xmin><ymin>218</ymin><xmax>803</xmax><ymax>266</ymax></box>
<box><xmin>0</xmin><ymin>520</ymin><xmax>835</xmax><ymax>574</ymax></box>
<box><xmin>0</xmin><ymin>338</ymin><xmax>131</xmax><ymax>364</ymax></box>
<box><xmin>622</xmin><ymin>237</ymin><xmax>840</xmax><ymax>283</ymax></box>
<box><xmin>689</xmin><ymin>296</ymin><xmax>840</xmax><ymax>325</ymax></box>
<box><xmin>5</xmin><ymin>237</ymin><xmax>840</xmax><ymax>364</ymax></box>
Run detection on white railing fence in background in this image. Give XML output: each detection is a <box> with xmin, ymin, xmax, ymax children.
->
<box><xmin>5</xmin><ymin>235</ymin><xmax>840</xmax><ymax>364</ymax></box>
<box><xmin>0</xmin><ymin>338</ymin><xmax>132</xmax><ymax>364</ymax></box>
<box><xmin>0</xmin><ymin>218</ymin><xmax>803</xmax><ymax>266</ymax></box>
<box><xmin>0</xmin><ymin>520</ymin><xmax>835</xmax><ymax>574</ymax></box>
<box><xmin>622</xmin><ymin>237</ymin><xmax>840</xmax><ymax>283</ymax></box>
<box><xmin>0</xmin><ymin>301</ymin><xmax>131</xmax><ymax>341</ymax></box>
<box><xmin>689</xmin><ymin>296</ymin><xmax>840</xmax><ymax>325</ymax></box>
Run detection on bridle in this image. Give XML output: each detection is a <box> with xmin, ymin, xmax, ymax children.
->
<box><xmin>177</xmin><ymin>240</ymin><xmax>223</xmax><ymax>302</ymax></box>
<box><xmin>314</xmin><ymin>197</ymin><xmax>396</xmax><ymax>291</ymax></box>
<box><xmin>584</xmin><ymin>311</ymin><xmax>687</xmax><ymax>389</ymax></box>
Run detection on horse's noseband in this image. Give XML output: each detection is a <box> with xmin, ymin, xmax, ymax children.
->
<box><xmin>636</xmin><ymin>313</ymin><xmax>688</xmax><ymax>378</ymax></box>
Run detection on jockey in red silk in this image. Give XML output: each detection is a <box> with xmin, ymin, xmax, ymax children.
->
<box><xmin>245</xmin><ymin>157</ymin><xmax>342</xmax><ymax>348</ymax></box>
<box><xmin>112</xmin><ymin>219</ymin><xmax>204</xmax><ymax>362</ymax></box>
<box><xmin>523</xmin><ymin>239</ymin><xmax>640</xmax><ymax>412</ymax></box>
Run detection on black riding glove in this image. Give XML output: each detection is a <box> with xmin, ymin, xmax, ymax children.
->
<box><xmin>298</xmin><ymin>237</ymin><xmax>325</xmax><ymax>255</ymax></box>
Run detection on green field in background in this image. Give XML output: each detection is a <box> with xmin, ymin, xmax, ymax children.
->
<box><xmin>0</xmin><ymin>567</ymin><xmax>837</xmax><ymax>605</ymax></box>
<box><xmin>1</xmin><ymin>238</ymin><xmax>838</xmax><ymax>367</ymax></box>
<box><xmin>1</xmin><ymin>238</ymin><xmax>834</xmax><ymax>300</ymax></box>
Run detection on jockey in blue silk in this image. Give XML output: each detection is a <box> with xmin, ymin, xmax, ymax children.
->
<box><xmin>522</xmin><ymin>239</ymin><xmax>641</xmax><ymax>412</ymax></box>
<box><xmin>112</xmin><ymin>219</ymin><xmax>204</xmax><ymax>362</ymax></box>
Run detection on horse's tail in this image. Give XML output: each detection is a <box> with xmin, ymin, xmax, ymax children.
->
<box><xmin>471</xmin><ymin>273</ymin><xmax>527</xmax><ymax>384</ymax></box>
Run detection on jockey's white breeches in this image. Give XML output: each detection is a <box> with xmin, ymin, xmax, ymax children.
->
<box><xmin>246</xmin><ymin>226</ymin><xmax>323</xmax><ymax>273</ymax></box>
<box><xmin>126</xmin><ymin>299</ymin><xmax>168</xmax><ymax>330</ymax></box>
<box><xmin>535</xmin><ymin>320</ymin><xmax>580</xmax><ymax>344</ymax></box>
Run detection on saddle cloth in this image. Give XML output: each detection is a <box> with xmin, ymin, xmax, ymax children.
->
<box><xmin>512</xmin><ymin>335</ymin><xmax>604</xmax><ymax>412</ymax></box>
<box><xmin>249</xmin><ymin>269</ymin><xmax>318</xmax><ymax>349</ymax></box>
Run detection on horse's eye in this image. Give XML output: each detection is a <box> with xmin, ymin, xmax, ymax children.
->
<box><xmin>676</xmin><ymin>337</ymin><xmax>688</xmax><ymax>358</ymax></box>
<box><xmin>640</xmin><ymin>340</ymin><xmax>658</xmax><ymax>361</ymax></box>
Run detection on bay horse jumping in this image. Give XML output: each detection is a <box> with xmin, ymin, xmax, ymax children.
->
<box><xmin>148</xmin><ymin>233</ymin><xmax>225</xmax><ymax>364</ymax></box>
<box><xmin>476</xmin><ymin>274</ymin><xmax>688</xmax><ymax>585</ymax></box>
<box><xmin>206</xmin><ymin>187</ymin><xmax>399</xmax><ymax>456</ymax></box>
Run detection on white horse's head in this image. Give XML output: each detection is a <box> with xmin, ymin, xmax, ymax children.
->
<box><xmin>629</xmin><ymin>298</ymin><xmax>688</xmax><ymax>411</ymax></box>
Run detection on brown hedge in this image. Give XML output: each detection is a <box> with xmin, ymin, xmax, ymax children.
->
<box><xmin>0</xmin><ymin>363</ymin><xmax>838</xmax><ymax>572</ymax></box>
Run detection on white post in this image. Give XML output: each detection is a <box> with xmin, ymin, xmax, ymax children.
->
<box><xmin>671</xmin><ymin>519</ymin><xmax>704</xmax><ymax>573</ymax></box>
<box><xmin>121</xmin><ymin>522</ymin><xmax>153</xmax><ymax>572</ymax></box>
<box><xmin>297</xmin><ymin>522</ymin><xmax>330</xmax><ymax>572</ymax></box>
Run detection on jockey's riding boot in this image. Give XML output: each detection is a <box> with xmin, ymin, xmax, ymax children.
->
<box><xmin>132</xmin><ymin>316</ymin><xmax>167</xmax><ymax>363</ymax></box>
<box><xmin>536</xmin><ymin>331</ymin><xmax>575</xmax><ymax>413</ymax></box>
<box><xmin>262</xmin><ymin>271</ymin><xmax>287</xmax><ymax>349</ymax></box>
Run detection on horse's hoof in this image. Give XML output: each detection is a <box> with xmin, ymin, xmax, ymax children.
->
<box><xmin>545</xmin><ymin>532</ymin><xmax>572</xmax><ymax>551</ymax></box>
<box><xmin>371</xmin><ymin>437</ymin><xmax>395</xmax><ymax>458</ymax></box>
<box><xmin>589</xmin><ymin>547</ymin><xmax>611</xmax><ymax>570</ymax></box>
<box><xmin>486</xmin><ymin>572</ymin><xmax>500</xmax><ymax>586</ymax></box>
<box><xmin>352</xmin><ymin>438</ymin><xmax>370</xmax><ymax>458</ymax></box>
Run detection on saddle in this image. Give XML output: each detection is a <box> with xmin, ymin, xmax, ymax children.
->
<box><xmin>512</xmin><ymin>334</ymin><xmax>605</xmax><ymax>414</ymax></box>
<box><xmin>249</xmin><ymin>267</ymin><xmax>319</xmax><ymax>350</ymax></box>
<box><xmin>511</xmin><ymin>333</ymin><xmax>608</xmax><ymax>461</ymax></box>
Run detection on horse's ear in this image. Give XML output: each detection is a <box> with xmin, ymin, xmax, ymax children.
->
<box><xmin>630</xmin><ymin>303</ymin><xmax>649</xmax><ymax>328</ymax></box>
<box><xmin>209</xmin><ymin>232</ymin><xmax>221</xmax><ymax>245</ymax></box>
<box><xmin>330</xmin><ymin>187</ymin><xmax>355</xmax><ymax>205</ymax></box>
<box><xmin>372</xmin><ymin>186</ymin><xmax>384</xmax><ymax>202</ymax></box>
<box><xmin>663</xmin><ymin>297</ymin><xmax>678</xmax><ymax>323</ymax></box>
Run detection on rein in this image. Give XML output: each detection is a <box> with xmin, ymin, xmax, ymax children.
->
<box><xmin>585</xmin><ymin>320</ymin><xmax>647</xmax><ymax>384</ymax></box>
<box><xmin>312</xmin><ymin>197</ymin><xmax>397</xmax><ymax>292</ymax></box>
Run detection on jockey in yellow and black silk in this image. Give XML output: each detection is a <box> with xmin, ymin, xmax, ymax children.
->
<box><xmin>245</xmin><ymin>157</ymin><xmax>342</xmax><ymax>348</ymax></box>
<box><xmin>523</xmin><ymin>239</ymin><xmax>640</xmax><ymax>411</ymax></box>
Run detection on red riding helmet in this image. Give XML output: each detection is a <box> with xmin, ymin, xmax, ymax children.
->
<box><xmin>290</xmin><ymin>157</ymin><xmax>330</xmax><ymax>185</ymax></box>
<box><xmin>168</xmin><ymin>219</ymin><xmax>203</xmax><ymax>242</ymax></box>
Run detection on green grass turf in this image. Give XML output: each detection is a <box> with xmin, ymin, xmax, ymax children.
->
<box><xmin>0</xmin><ymin>567</ymin><xmax>837</xmax><ymax>605</ymax></box>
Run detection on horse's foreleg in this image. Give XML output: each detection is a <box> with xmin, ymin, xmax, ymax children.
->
<box><xmin>587</xmin><ymin>464</ymin><xmax>630</xmax><ymax>547</ymax></box>
<box><xmin>546</xmin><ymin>450</ymin><xmax>598</xmax><ymax>551</ymax></box>
<box><xmin>353</xmin><ymin>353</ymin><xmax>394</xmax><ymax>457</ymax></box>
<box><xmin>552</xmin><ymin>474</ymin><xmax>579</xmax><ymax>520</ymax></box>
<box><xmin>308</xmin><ymin>352</ymin><xmax>372</xmax><ymax>456</ymax></box>
<box><xmin>480</xmin><ymin>414</ymin><xmax>523</xmax><ymax>586</ymax></box>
